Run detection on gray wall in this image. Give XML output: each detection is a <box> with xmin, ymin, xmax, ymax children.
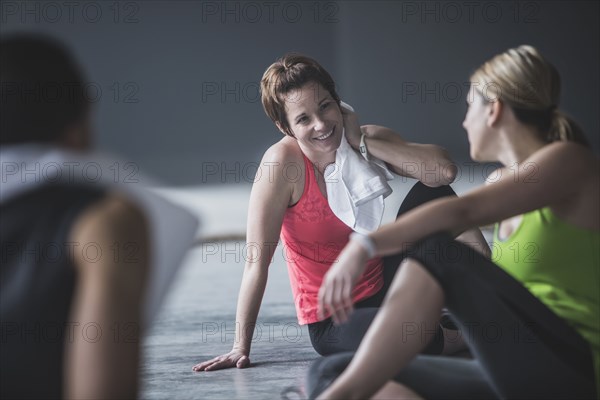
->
<box><xmin>2</xmin><ymin>1</ymin><xmax>598</xmax><ymax>184</ymax></box>
<box><xmin>334</xmin><ymin>1</ymin><xmax>599</xmax><ymax>162</ymax></box>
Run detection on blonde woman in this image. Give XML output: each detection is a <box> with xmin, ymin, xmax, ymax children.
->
<box><xmin>312</xmin><ymin>46</ymin><xmax>599</xmax><ymax>399</ymax></box>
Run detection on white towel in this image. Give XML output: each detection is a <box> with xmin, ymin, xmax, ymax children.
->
<box><xmin>0</xmin><ymin>144</ymin><xmax>199</xmax><ymax>327</ymax></box>
<box><xmin>324</xmin><ymin>129</ymin><xmax>394</xmax><ymax>234</ymax></box>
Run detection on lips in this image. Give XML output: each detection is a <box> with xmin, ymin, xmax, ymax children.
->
<box><xmin>314</xmin><ymin>126</ymin><xmax>335</xmax><ymax>141</ymax></box>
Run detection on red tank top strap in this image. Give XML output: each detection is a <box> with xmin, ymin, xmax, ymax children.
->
<box><xmin>297</xmin><ymin>152</ymin><xmax>322</xmax><ymax>207</ymax></box>
<box><xmin>301</xmin><ymin>152</ymin><xmax>312</xmax><ymax>193</ymax></box>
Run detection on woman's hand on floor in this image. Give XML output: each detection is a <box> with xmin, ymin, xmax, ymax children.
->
<box><xmin>192</xmin><ymin>350</ymin><xmax>250</xmax><ymax>372</ymax></box>
<box><xmin>318</xmin><ymin>240</ymin><xmax>369</xmax><ymax>325</ymax></box>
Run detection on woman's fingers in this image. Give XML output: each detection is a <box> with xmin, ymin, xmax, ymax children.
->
<box><xmin>192</xmin><ymin>357</ymin><xmax>220</xmax><ymax>371</ymax></box>
<box><xmin>323</xmin><ymin>278</ymin><xmax>336</xmax><ymax>322</ymax></box>
<box><xmin>342</xmin><ymin>275</ymin><xmax>354</xmax><ymax>320</ymax></box>
<box><xmin>332</xmin><ymin>277</ymin><xmax>349</xmax><ymax>324</ymax></box>
<box><xmin>204</xmin><ymin>359</ymin><xmax>232</xmax><ymax>371</ymax></box>
<box><xmin>318</xmin><ymin>277</ymin><xmax>334</xmax><ymax>321</ymax></box>
<box><xmin>335</xmin><ymin>276</ymin><xmax>355</xmax><ymax>324</ymax></box>
<box><xmin>318</xmin><ymin>274</ymin><xmax>355</xmax><ymax>325</ymax></box>
<box><xmin>331</xmin><ymin>279</ymin><xmax>343</xmax><ymax>323</ymax></box>
<box><xmin>318</xmin><ymin>244</ymin><xmax>368</xmax><ymax>324</ymax></box>
<box><xmin>192</xmin><ymin>353</ymin><xmax>244</xmax><ymax>372</ymax></box>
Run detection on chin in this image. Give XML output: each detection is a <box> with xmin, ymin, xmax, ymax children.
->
<box><xmin>471</xmin><ymin>151</ymin><xmax>496</xmax><ymax>163</ymax></box>
<box><xmin>470</xmin><ymin>149</ymin><xmax>482</xmax><ymax>162</ymax></box>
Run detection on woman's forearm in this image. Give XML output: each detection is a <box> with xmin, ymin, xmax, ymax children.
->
<box><xmin>370</xmin><ymin>196</ymin><xmax>470</xmax><ymax>257</ymax></box>
<box><xmin>360</xmin><ymin>125</ymin><xmax>457</xmax><ymax>186</ymax></box>
<box><xmin>232</xmin><ymin>261</ymin><xmax>270</xmax><ymax>355</ymax></box>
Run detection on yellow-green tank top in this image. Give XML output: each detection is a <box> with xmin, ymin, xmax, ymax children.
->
<box><xmin>492</xmin><ymin>207</ymin><xmax>600</xmax><ymax>395</ymax></box>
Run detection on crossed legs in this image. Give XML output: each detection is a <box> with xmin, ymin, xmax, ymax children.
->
<box><xmin>308</xmin><ymin>233</ymin><xmax>596</xmax><ymax>399</ymax></box>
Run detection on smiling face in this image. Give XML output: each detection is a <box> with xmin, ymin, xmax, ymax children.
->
<box><xmin>282</xmin><ymin>81</ymin><xmax>343</xmax><ymax>161</ymax></box>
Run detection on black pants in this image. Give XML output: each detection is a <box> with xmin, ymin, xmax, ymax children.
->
<box><xmin>307</xmin><ymin>182</ymin><xmax>456</xmax><ymax>356</ymax></box>
<box><xmin>307</xmin><ymin>233</ymin><xmax>597</xmax><ymax>399</ymax></box>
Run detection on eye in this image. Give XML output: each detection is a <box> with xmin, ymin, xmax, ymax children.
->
<box><xmin>296</xmin><ymin>115</ymin><xmax>309</xmax><ymax>125</ymax></box>
<box><xmin>319</xmin><ymin>102</ymin><xmax>330</xmax><ymax>111</ymax></box>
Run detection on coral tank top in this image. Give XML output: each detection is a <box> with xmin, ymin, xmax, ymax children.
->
<box><xmin>280</xmin><ymin>153</ymin><xmax>384</xmax><ymax>324</ymax></box>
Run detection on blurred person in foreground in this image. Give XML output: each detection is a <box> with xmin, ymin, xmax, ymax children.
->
<box><xmin>0</xmin><ymin>33</ymin><xmax>197</xmax><ymax>399</ymax></box>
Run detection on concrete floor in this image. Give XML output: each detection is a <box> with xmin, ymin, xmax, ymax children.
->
<box><xmin>142</xmin><ymin>173</ymin><xmax>488</xmax><ymax>399</ymax></box>
<box><xmin>141</xmin><ymin>244</ymin><xmax>315</xmax><ymax>400</ymax></box>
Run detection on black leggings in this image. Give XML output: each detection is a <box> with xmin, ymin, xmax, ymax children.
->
<box><xmin>307</xmin><ymin>182</ymin><xmax>457</xmax><ymax>356</ymax></box>
<box><xmin>307</xmin><ymin>233</ymin><xmax>597</xmax><ymax>399</ymax></box>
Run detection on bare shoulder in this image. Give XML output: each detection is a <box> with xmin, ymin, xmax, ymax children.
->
<box><xmin>528</xmin><ymin>141</ymin><xmax>599</xmax><ymax>191</ymax></box>
<box><xmin>488</xmin><ymin>142</ymin><xmax>598</xmax><ymax>195</ymax></box>
<box><xmin>260</xmin><ymin>137</ymin><xmax>304</xmax><ymax>185</ymax></box>
<box><xmin>530</xmin><ymin>141</ymin><xmax>598</xmax><ymax>171</ymax></box>
<box><xmin>256</xmin><ymin>137</ymin><xmax>304</xmax><ymax>205</ymax></box>
<box><xmin>530</xmin><ymin>142</ymin><xmax>599</xmax><ymax>226</ymax></box>
<box><xmin>69</xmin><ymin>192</ymin><xmax>149</xmax><ymax>272</ymax></box>
<box><xmin>71</xmin><ymin>193</ymin><xmax>147</xmax><ymax>239</ymax></box>
<box><xmin>263</xmin><ymin>136</ymin><xmax>303</xmax><ymax>164</ymax></box>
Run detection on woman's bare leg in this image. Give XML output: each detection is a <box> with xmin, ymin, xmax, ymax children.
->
<box><xmin>372</xmin><ymin>381</ymin><xmax>423</xmax><ymax>400</ymax></box>
<box><xmin>317</xmin><ymin>258</ymin><xmax>444</xmax><ymax>400</ymax></box>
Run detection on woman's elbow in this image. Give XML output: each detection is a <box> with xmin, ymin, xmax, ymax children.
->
<box><xmin>440</xmin><ymin>161</ymin><xmax>458</xmax><ymax>185</ymax></box>
<box><xmin>420</xmin><ymin>146</ymin><xmax>457</xmax><ymax>187</ymax></box>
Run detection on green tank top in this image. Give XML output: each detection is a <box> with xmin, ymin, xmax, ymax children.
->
<box><xmin>492</xmin><ymin>207</ymin><xmax>600</xmax><ymax>394</ymax></box>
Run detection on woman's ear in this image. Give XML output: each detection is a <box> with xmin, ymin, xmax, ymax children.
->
<box><xmin>487</xmin><ymin>100</ymin><xmax>503</xmax><ymax>128</ymax></box>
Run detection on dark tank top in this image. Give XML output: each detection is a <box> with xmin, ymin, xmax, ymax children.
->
<box><xmin>1</xmin><ymin>184</ymin><xmax>106</xmax><ymax>399</ymax></box>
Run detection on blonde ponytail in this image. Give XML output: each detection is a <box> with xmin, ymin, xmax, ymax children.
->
<box><xmin>548</xmin><ymin>109</ymin><xmax>589</xmax><ymax>146</ymax></box>
<box><xmin>471</xmin><ymin>45</ymin><xmax>590</xmax><ymax>147</ymax></box>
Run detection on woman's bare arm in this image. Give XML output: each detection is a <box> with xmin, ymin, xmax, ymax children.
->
<box><xmin>341</xmin><ymin>106</ymin><xmax>457</xmax><ymax>186</ymax></box>
<box><xmin>192</xmin><ymin>143</ymin><xmax>296</xmax><ymax>371</ymax></box>
<box><xmin>64</xmin><ymin>194</ymin><xmax>149</xmax><ymax>399</ymax></box>
<box><xmin>371</xmin><ymin>141</ymin><xmax>598</xmax><ymax>256</ymax></box>
<box><xmin>320</xmin><ymin>141</ymin><xmax>598</xmax><ymax>328</ymax></box>
<box><xmin>361</xmin><ymin>124</ymin><xmax>457</xmax><ymax>187</ymax></box>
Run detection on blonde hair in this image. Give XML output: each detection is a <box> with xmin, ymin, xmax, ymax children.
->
<box><xmin>260</xmin><ymin>53</ymin><xmax>340</xmax><ymax>137</ymax></box>
<box><xmin>471</xmin><ymin>45</ymin><xmax>588</xmax><ymax>146</ymax></box>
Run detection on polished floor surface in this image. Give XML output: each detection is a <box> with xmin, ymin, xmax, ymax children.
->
<box><xmin>141</xmin><ymin>243</ymin><xmax>315</xmax><ymax>400</ymax></box>
<box><xmin>142</xmin><ymin>174</ymin><xmax>486</xmax><ymax>399</ymax></box>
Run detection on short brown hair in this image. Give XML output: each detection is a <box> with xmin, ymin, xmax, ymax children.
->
<box><xmin>260</xmin><ymin>53</ymin><xmax>340</xmax><ymax>136</ymax></box>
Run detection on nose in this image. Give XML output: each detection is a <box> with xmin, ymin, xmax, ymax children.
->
<box><xmin>313</xmin><ymin>115</ymin><xmax>327</xmax><ymax>132</ymax></box>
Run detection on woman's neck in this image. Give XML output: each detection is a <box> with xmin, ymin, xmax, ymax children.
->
<box><xmin>300</xmin><ymin>148</ymin><xmax>336</xmax><ymax>174</ymax></box>
<box><xmin>497</xmin><ymin>125</ymin><xmax>547</xmax><ymax>167</ymax></box>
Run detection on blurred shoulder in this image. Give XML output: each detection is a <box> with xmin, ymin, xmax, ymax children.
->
<box><xmin>69</xmin><ymin>192</ymin><xmax>148</xmax><ymax>270</ymax></box>
<box><xmin>531</xmin><ymin>141</ymin><xmax>599</xmax><ymax>179</ymax></box>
